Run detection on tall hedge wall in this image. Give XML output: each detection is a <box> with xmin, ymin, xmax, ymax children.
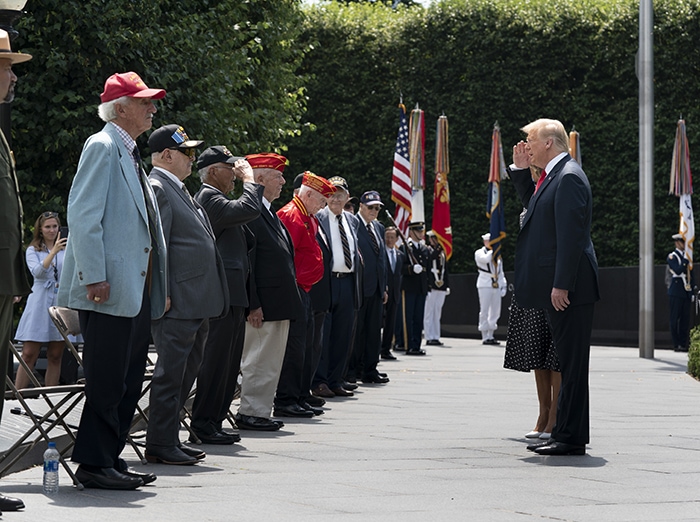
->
<box><xmin>288</xmin><ymin>0</ymin><xmax>700</xmax><ymax>273</ymax></box>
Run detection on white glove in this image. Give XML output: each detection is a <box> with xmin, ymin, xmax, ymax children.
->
<box><xmin>446</xmin><ymin>288</ymin><xmax>451</xmax><ymax>296</ymax></box>
<box><xmin>413</xmin><ymin>264</ymin><xmax>423</xmax><ymax>274</ymax></box>
<box><xmin>500</xmin><ymin>286</ymin><xmax>507</xmax><ymax>297</ymax></box>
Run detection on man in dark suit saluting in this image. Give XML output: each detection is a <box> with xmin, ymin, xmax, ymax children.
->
<box><xmin>509</xmin><ymin>118</ymin><xmax>599</xmax><ymax>456</ymax></box>
<box><xmin>189</xmin><ymin>146</ymin><xmax>263</xmax><ymax>444</ymax></box>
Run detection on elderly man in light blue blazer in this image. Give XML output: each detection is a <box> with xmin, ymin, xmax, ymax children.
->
<box><xmin>58</xmin><ymin>72</ymin><xmax>168</xmax><ymax>491</ymax></box>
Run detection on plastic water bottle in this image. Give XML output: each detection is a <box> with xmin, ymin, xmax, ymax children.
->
<box><xmin>42</xmin><ymin>442</ymin><xmax>60</xmax><ymax>494</ymax></box>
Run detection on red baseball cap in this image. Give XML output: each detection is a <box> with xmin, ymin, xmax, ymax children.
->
<box><xmin>100</xmin><ymin>72</ymin><xmax>166</xmax><ymax>103</ymax></box>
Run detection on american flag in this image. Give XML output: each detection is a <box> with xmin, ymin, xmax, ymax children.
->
<box><xmin>391</xmin><ymin>104</ymin><xmax>411</xmax><ymax>235</ymax></box>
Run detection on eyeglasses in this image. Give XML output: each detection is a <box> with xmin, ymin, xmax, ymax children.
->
<box><xmin>169</xmin><ymin>147</ymin><xmax>196</xmax><ymax>159</ymax></box>
<box><xmin>42</xmin><ymin>212</ymin><xmax>58</xmax><ymax>218</ymax></box>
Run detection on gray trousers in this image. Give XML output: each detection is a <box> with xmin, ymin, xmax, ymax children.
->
<box><xmin>147</xmin><ymin>316</ymin><xmax>209</xmax><ymax>449</ymax></box>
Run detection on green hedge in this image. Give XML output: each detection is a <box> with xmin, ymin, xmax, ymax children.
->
<box><xmin>12</xmin><ymin>0</ymin><xmax>307</xmax><ymax>231</ymax></box>
<box><xmin>688</xmin><ymin>326</ymin><xmax>700</xmax><ymax>379</ymax></box>
<box><xmin>289</xmin><ymin>0</ymin><xmax>700</xmax><ymax>273</ymax></box>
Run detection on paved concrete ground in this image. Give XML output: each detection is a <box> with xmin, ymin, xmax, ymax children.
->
<box><xmin>1</xmin><ymin>338</ymin><xmax>698</xmax><ymax>521</ymax></box>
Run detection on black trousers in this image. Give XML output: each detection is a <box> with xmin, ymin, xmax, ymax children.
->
<box><xmin>275</xmin><ymin>289</ymin><xmax>314</xmax><ymax>407</ymax></box>
<box><xmin>314</xmin><ymin>276</ymin><xmax>355</xmax><ymax>390</ymax></box>
<box><xmin>349</xmin><ymin>291</ymin><xmax>383</xmax><ymax>378</ymax></box>
<box><xmin>381</xmin><ymin>296</ymin><xmax>399</xmax><ymax>351</ymax></box>
<box><xmin>191</xmin><ymin>306</ymin><xmax>246</xmax><ymax>435</ymax></box>
<box><xmin>669</xmin><ymin>295</ymin><xmax>691</xmax><ymax>349</ymax></box>
<box><xmin>73</xmin><ymin>289</ymin><xmax>151</xmax><ymax>468</ymax></box>
<box><xmin>547</xmin><ymin>303</ymin><xmax>594</xmax><ymax>446</ymax></box>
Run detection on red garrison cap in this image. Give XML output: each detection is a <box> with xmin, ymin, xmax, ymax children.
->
<box><xmin>302</xmin><ymin>171</ymin><xmax>336</xmax><ymax>198</ymax></box>
<box><xmin>245</xmin><ymin>152</ymin><xmax>287</xmax><ymax>172</ymax></box>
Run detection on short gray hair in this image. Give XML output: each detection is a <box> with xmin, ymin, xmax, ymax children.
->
<box><xmin>97</xmin><ymin>95</ymin><xmax>130</xmax><ymax>122</ymax></box>
<box><xmin>198</xmin><ymin>166</ymin><xmax>213</xmax><ymax>182</ymax></box>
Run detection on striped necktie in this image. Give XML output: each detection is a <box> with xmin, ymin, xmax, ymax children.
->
<box><xmin>337</xmin><ymin>214</ymin><xmax>352</xmax><ymax>269</ymax></box>
<box><xmin>367</xmin><ymin>223</ymin><xmax>379</xmax><ymax>253</ymax></box>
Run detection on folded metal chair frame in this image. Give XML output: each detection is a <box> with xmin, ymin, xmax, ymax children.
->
<box><xmin>1</xmin><ymin>341</ymin><xmax>85</xmax><ymax>489</ymax></box>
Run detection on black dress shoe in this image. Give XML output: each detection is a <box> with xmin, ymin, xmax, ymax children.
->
<box><xmin>299</xmin><ymin>401</ymin><xmax>324</xmax><ymax>415</ymax></box>
<box><xmin>179</xmin><ymin>443</ymin><xmax>207</xmax><ymax>459</ymax></box>
<box><xmin>345</xmin><ymin>375</ymin><xmax>357</xmax><ymax>384</ymax></box>
<box><xmin>405</xmin><ymin>348</ymin><xmax>426</xmax><ymax>355</ymax></box>
<box><xmin>526</xmin><ymin>440</ymin><xmax>553</xmax><ymax>452</ymax></box>
<box><xmin>274</xmin><ymin>403</ymin><xmax>314</xmax><ymax>418</ymax></box>
<box><xmin>234</xmin><ymin>413</ymin><xmax>282</xmax><ymax>431</ymax></box>
<box><xmin>426</xmin><ymin>339</ymin><xmax>444</xmax><ymax>346</ymax></box>
<box><xmin>377</xmin><ymin>372</ymin><xmax>388</xmax><ymax>377</ymax></box>
<box><xmin>393</xmin><ymin>344</ymin><xmax>405</xmax><ymax>352</ymax></box>
<box><xmin>534</xmin><ymin>441</ymin><xmax>586</xmax><ymax>456</ymax></box>
<box><xmin>116</xmin><ymin>458</ymin><xmax>157</xmax><ymax>485</ymax></box>
<box><xmin>191</xmin><ymin>430</ymin><xmax>237</xmax><ymax>445</ymax></box>
<box><xmin>145</xmin><ymin>446</ymin><xmax>198</xmax><ymax>465</ymax></box>
<box><xmin>0</xmin><ymin>493</ymin><xmax>24</xmax><ymax>511</ymax></box>
<box><xmin>380</xmin><ymin>350</ymin><xmax>397</xmax><ymax>360</ymax></box>
<box><xmin>362</xmin><ymin>373</ymin><xmax>390</xmax><ymax>384</ymax></box>
<box><xmin>342</xmin><ymin>381</ymin><xmax>358</xmax><ymax>391</ymax></box>
<box><xmin>76</xmin><ymin>466</ymin><xmax>144</xmax><ymax>490</ymax></box>
<box><xmin>330</xmin><ymin>386</ymin><xmax>354</xmax><ymax>397</ymax></box>
<box><xmin>312</xmin><ymin>383</ymin><xmax>336</xmax><ymax>398</ymax></box>
<box><xmin>304</xmin><ymin>395</ymin><xmax>326</xmax><ymax>407</ymax></box>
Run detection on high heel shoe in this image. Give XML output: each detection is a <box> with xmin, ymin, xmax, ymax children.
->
<box><xmin>525</xmin><ymin>430</ymin><xmax>543</xmax><ymax>438</ymax></box>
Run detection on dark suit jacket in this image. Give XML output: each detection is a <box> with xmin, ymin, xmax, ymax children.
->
<box><xmin>149</xmin><ymin>168</ymin><xmax>228</xmax><ymax>320</ymax></box>
<box><xmin>0</xmin><ymin>130</ymin><xmax>30</xmax><ymax>297</ymax></box>
<box><xmin>385</xmin><ymin>247</ymin><xmax>404</xmax><ymax>304</ymax></box>
<box><xmin>510</xmin><ymin>154</ymin><xmax>599</xmax><ymax>309</ymax></box>
<box><xmin>195</xmin><ymin>182</ymin><xmax>264</xmax><ymax>308</ymax></box>
<box><xmin>310</xmin><ymin>227</ymin><xmax>332</xmax><ymax>313</ymax></box>
<box><xmin>247</xmin><ymin>204</ymin><xmax>302</xmax><ymax>321</ymax></box>
<box><xmin>356</xmin><ymin>218</ymin><xmax>387</xmax><ymax>297</ymax></box>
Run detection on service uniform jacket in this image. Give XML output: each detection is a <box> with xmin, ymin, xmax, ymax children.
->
<box><xmin>667</xmin><ymin>248</ymin><xmax>694</xmax><ymax>299</ymax></box>
<box><xmin>0</xmin><ymin>130</ymin><xmax>30</xmax><ymax>297</ymax></box>
<box><xmin>400</xmin><ymin>238</ymin><xmax>431</xmax><ymax>296</ymax></box>
<box><xmin>58</xmin><ymin>124</ymin><xmax>167</xmax><ymax>319</ymax></box>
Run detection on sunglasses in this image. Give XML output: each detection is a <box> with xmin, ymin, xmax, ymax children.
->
<box><xmin>169</xmin><ymin>147</ymin><xmax>196</xmax><ymax>159</ymax></box>
<box><xmin>42</xmin><ymin>211</ymin><xmax>58</xmax><ymax>218</ymax></box>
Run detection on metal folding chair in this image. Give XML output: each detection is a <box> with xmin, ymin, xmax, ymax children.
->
<box><xmin>48</xmin><ymin>306</ymin><xmax>203</xmax><ymax>453</ymax></box>
<box><xmin>1</xmin><ymin>341</ymin><xmax>85</xmax><ymax>489</ymax></box>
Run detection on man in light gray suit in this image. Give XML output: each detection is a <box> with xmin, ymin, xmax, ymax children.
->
<box><xmin>144</xmin><ymin>125</ymin><xmax>228</xmax><ymax>465</ymax></box>
<box><xmin>59</xmin><ymin>72</ymin><xmax>168</xmax><ymax>490</ymax></box>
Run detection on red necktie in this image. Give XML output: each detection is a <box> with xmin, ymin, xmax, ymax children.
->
<box><xmin>534</xmin><ymin>170</ymin><xmax>547</xmax><ymax>193</ymax></box>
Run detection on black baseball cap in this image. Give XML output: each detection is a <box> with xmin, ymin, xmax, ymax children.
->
<box><xmin>149</xmin><ymin>124</ymin><xmax>203</xmax><ymax>154</ymax></box>
<box><xmin>197</xmin><ymin>145</ymin><xmax>243</xmax><ymax>170</ymax></box>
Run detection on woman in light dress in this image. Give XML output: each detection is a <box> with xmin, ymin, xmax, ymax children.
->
<box><xmin>14</xmin><ymin>212</ymin><xmax>68</xmax><ymax>388</ymax></box>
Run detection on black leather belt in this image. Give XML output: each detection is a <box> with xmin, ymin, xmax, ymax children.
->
<box><xmin>331</xmin><ymin>272</ymin><xmax>352</xmax><ymax>278</ymax></box>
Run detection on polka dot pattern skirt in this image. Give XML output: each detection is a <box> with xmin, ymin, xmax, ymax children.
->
<box><xmin>504</xmin><ymin>298</ymin><xmax>560</xmax><ymax>372</ymax></box>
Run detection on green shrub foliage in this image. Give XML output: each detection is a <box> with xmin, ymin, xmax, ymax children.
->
<box><xmin>12</xmin><ymin>0</ymin><xmax>307</xmax><ymax>232</ymax></box>
<box><xmin>288</xmin><ymin>0</ymin><xmax>700</xmax><ymax>273</ymax></box>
